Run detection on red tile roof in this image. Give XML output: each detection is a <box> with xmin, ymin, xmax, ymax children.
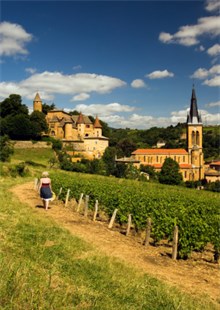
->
<box><xmin>132</xmin><ymin>149</ymin><xmax>188</xmax><ymax>155</ymax></box>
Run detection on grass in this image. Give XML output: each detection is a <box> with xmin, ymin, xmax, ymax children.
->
<box><xmin>0</xmin><ymin>176</ymin><xmax>218</xmax><ymax>310</ymax></box>
<box><xmin>12</xmin><ymin>148</ymin><xmax>55</xmax><ymax>165</ymax></box>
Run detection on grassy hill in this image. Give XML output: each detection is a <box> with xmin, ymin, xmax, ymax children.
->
<box><xmin>0</xmin><ymin>148</ymin><xmax>219</xmax><ymax>309</ymax></box>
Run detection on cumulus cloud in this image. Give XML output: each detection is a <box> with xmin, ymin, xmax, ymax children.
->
<box><xmin>71</xmin><ymin>93</ymin><xmax>90</xmax><ymax>101</ymax></box>
<box><xmin>0</xmin><ymin>71</ymin><xmax>126</xmax><ymax>101</ymax></box>
<box><xmin>159</xmin><ymin>16</ymin><xmax>220</xmax><ymax>47</ymax></box>
<box><xmin>0</xmin><ymin>21</ymin><xmax>33</xmax><ymax>56</ymax></box>
<box><xmin>74</xmin><ymin>102</ymin><xmax>135</xmax><ymax>117</ymax></box>
<box><xmin>131</xmin><ymin>79</ymin><xmax>146</xmax><ymax>88</ymax></box>
<box><xmin>207</xmin><ymin>44</ymin><xmax>220</xmax><ymax>56</ymax></box>
<box><xmin>191</xmin><ymin>65</ymin><xmax>220</xmax><ymax>87</ymax></box>
<box><xmin>146</xmin><ymin>70</ymin><xmax>174</xmax><ymax>79</ymax></box>
<box><xmin>205</xmin><ymin>0</ymin><xmax>220</xmax><ymax>12</ymax></box>
<box><xmin>205</xmin><ymin>100</ymin><xmax>220</xmax><ymax>108</ymax></box>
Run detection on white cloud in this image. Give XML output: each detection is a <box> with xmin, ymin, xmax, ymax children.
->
<box><xmin>131</xmin><ymin>79</ymin><xmax>146</xmax><ymax>88</ymax></box>
<box><xmin>191</xmin><ymin>65</ymin><xmax>220</xmax><ymax>86</ymax></box>
<box><xmin>0</xmin><ymin>71</ymin><xmax>126</xmax><ymax>101</ymax></box>
<box><xmin>74</xmin><ymin>102</ymin><xmax>135</xmax><ymax>117</ymax></box>
<box><xmin>159</xmin><ymin>16</ymin><xmax>220</xmax><ymax>46</ymax></box>
<box><xmin>205</xmin><ymin>100</ymin><xmax>220</xmax><ymax>108</ymax></box>
<box><xmin>71</xmin><ymin>93</ymin><xmax>90</xmax><ymax>101</ymax></box>
<box><xmin>146</xmin><ymin>70</ymin><xmax>174</xmax><ymax>79</ymax></box>
<box><xmin>205</xmin><ymin>0</ymin><xmax>220</xmax><ymax>12</ymax></box>
<box><xmin>207</xmin><ymin>44</ymin><xmax>220</xmax><ymax>56</ymax></box>
<box><xmin>0</xmin><ymin>21</ymin><xmax>33</xmax><ymax>56</ymax></box>
<box><xmin>203</xmin><ymin>75</ymin><xmax>220</xmax><ymax>86</ymax></box>
<box><xmin>25</xmin><ymin>67</ymin><xmax>37</xmax><ymax>74</ymax></box>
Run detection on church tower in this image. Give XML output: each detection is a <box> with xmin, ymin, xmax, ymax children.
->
<box><xmin>33</xmin><ymin>92</ymin><xmax>42</xmax><ymax>112</ymax></box>
<box><xmin>186</xmin><ymin>86</ymin><xmax>204</xmax><ymax>180</ymax></box>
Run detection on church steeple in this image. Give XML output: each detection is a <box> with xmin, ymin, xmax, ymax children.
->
<box><xmin>187</xmin><ymin>85</ymin><xmax>202</xmax><ymax>124</ymax></box>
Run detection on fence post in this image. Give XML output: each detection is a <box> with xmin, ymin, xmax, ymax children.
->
<box><xmin>172</xmin><ymin>225</ymin><xmax>179</xmax><ymax>260</ymax></box>
<box><xmin>126</xmin><ymin>214</ymin><xmax>132</xmax><ymax>236</ymax></box>
<box><xmin>108</xmin><ymin>209</ymin><xmax>118</xmax><ymax>229</ymax></box>
<box><xmin>34</xmin><ymin>178</ymin><xmax>38</xmax><ymax>190</ymax></box>
<box><xmin>84</xmin><ymin>195</ymin><xmax>89</xmax><ymax>217</ymax></box>
<box><xmin>57</xmin><ymin>187</ymin><xmax>62</xmax><ymax>200</ymax></box>
<box><xmin>65</xmin><ymin>189</ymin><xmax>70</xmax><ymax>207</ymax></box>
<box><xmin>76</xmin><ymin>193</ymin><xmax>84</xmax><ymax>212</ymax></box>
<box><xmin>144</xmin><ymin>218</ymin><xmax>152</xmax><ymax>246</ymax></box>
<box><xmin>93</xmin><ymin>200</ymin><xmax>99</xmax><ymax>221</ymax></box>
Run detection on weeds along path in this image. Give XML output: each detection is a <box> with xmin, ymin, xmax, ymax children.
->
<box><xmin>11</xmin><ymin>181</ymin><xmax>220</xmax><ymax>304</ymax></box>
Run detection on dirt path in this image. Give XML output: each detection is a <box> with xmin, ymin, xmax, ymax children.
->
<box><xmin>11</xmin><ymin>182</ymin><xmax>220</xmax><ymax>304</ymax></box>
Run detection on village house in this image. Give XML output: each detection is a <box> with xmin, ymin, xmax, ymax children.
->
<box><xmin>33</xmin><ymin>93</ymin><xmax>109</xmax><ymax>159</ymax></box>
<box><xmin>116</xmin><ymin>87</ymin><xmax>205</xmax><ymax>182</ymax></box>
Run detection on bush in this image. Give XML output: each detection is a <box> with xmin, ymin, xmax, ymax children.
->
<box><xmin>0</xmin><ymin>135</ymin><xmax>14</xmax><ymax>162</ymax></box>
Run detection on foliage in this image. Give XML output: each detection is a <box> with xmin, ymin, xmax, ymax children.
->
<box><xmin>0</xmin><ymin>135</ymin><xmax>14</xmax><ymax>162</ymax></box>
<box><xmin>51</xmin><ymin>171</ymin><xmax>219</xmax><ymax>260</ymax></box>
<box><xmin>159</xmin><ymin>158</ymin><xmax>183</xmax><ymax>185</ymax></box>
<box><xmin>42</xmin><ymin>102</ymin><xmax>56</xmax><ymax>115</ymax></box>
<box><xmin>140</xmin><ymin>164</ymin><xmax>157</xmax><ymax>180</ymax></box>
<box><xmin>0</xmin><ymin>178</ymin><xmax>216</xmax><ymax>309</ymax></box>
<box><xmin>30</xmin><ymin>111</ymin><xmax>48</xmax><ymax>137</ymax></box>
<box><xmin>0</xmin><ymin>94</ymin><xmax>28</xmax><ymax>117</ymax></box>
<box><xmin>50</xmin><ymin>138</ymin><xmax>63</xmax><ymax>150</ymax></box>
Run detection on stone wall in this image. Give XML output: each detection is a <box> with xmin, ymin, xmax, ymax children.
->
<box><xmin>13</xmin><ymin>141</ymin><xmax>52</xmax><ymax>149</ymax></box>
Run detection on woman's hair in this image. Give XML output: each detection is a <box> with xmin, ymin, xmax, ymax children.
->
<box><xmin>42</xmin><ymin>171</ymin><xmax>49</xmax><ymax>177</ymax></box>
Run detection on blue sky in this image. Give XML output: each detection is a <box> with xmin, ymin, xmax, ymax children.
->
<box><xmin>1</xmin><ymin>0</ymin><xmax>219</xmax><ymax>129</ymax></box>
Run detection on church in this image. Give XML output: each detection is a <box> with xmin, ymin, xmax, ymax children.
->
<box><xmin>117</xmin><ymin>87</ymin><xmax>205</xmax><ymax>182</ymax></box>
<box><xmin>33</xmin><ymin>93</ymin><xmax>109</xmax><ymax>159</ymax></box>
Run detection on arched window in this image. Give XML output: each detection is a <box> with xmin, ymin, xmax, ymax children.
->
<box><xmin>196</xmin><ymin>131</ymin><xmax>200</xmax><ymax>145</ymax></box>
<box><xmin>192</xmin><ymin>131</ymin><xmax>196</xmax><ymax>145</ymax></box>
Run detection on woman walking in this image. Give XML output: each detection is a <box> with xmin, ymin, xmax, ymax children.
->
<box><xmin>38</xmin><ymin>171</ymin><xmax>53</xmax><ymax>210</ymax></box>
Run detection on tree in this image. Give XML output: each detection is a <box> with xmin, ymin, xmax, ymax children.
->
<box><xmin>158</xmin><ymin>158</ymin><xmax>183</xmax><ymax>185</ymax></box>
<box><xmin>30</xmin><ymin>111</ymin><xmax>48</xmax><ymax>137</ymax></box>
<box><xmin>0</xmin><ymin>94</ymin><xmax>28</xmax><ymax>117</ymax></box>
<box><xmin>0</xmin><ymin>135</ymin><xmax>14</xmax><ymax>162</ymax></box>
<box><xmin>117</xmin><ymin>138</ymin><xmax>137</xmax><ymax>157</ymax></box>
<box><xmin>42</xmin><ymin>103</ymin><xmax>56</xmax><ymax>115</ymax></box>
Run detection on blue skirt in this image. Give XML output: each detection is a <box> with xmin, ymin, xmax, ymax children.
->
<box><xmin>40</xmin><ymin>187</ymin><xmax>52</xmax><ymax>200</ymax></box>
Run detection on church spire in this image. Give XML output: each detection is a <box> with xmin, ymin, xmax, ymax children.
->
<box><xmin>187</xmin><ymin>85</ymin><xmax>202</xmax><ymax>124</ymax></box>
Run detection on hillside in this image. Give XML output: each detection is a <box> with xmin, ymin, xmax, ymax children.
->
<box><xmin>9</xmin><ymin>180</ymin><xmax>219</xmax><ymax>308</ymax></box>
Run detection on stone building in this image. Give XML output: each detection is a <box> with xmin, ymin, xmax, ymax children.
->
<box><xmin>117</xmin><ymin>87</ymin><xmax>205</xmax><ymax>182</ymax></box>
<box><xmin>33</xmin><ymin>93</ymin><xmax>109</xmax><ymax>159</ymax></box>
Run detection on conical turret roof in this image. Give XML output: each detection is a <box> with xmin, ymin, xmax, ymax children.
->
<box><xmin>34</xmin><ymin>92</ymin><xmax>42</xmax><ymax>101</ymax></box>
<box><xmin>94</xmin><ymin>115</ymin><xmax>102</xmax><ymax>128</ymax></box>
<box><xmin>77</xmin><ymin>112</ymin><xmax>85</xmax><ymax>124</ymax></box>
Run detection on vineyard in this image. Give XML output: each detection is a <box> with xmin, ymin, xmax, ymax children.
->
<box><xmin>50</xmin><ymin>171</ymin><xmax>220</xmax><ymax>260</ymax></box>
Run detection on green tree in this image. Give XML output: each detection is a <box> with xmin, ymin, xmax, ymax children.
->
<box><xmin>158</xmin><ymin>158</ymin><xmax>183</xmax><ymax>185</ymax></box>
<box><xmin>0</xmin><ymin>135</ymin><xmax>14</xmax><ymax>162</ymax></box>
<box><xmin>30</xmin><ymin>111</ymin><xmax>48</xmax><ymax>137</ymax></box>
<box><xmin>42</xmin><ymin>103</ymin><xmax>56</xmax><ymax>115</ymax></box>
<box><xmin>0</xmin><ymin>94</ymin><xmax>28</xmax><ymax>117</ymax></box>
<box><xmin>3</xmin><ymin>114</ymin><xmax>33</xmax><ymax>140</ymax></box>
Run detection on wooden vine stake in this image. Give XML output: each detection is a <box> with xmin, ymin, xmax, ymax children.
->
<box><xmin>76</xmin><ymin>193</ymin><xmax>84</xmax><ymax>212</ymax></box>
<box><xmin>144</xmin><ymin>218</ymin><xmax>152</xmax><ymax>246</ymax></box>
<box><xmin>172</xmin><ymin>225</ymin><xmax>179</xmax><ymax>260</ymax></box>
<box><xmin>126</xmin><ymin>214</ymin><xmax>132</xmax><ymax>236</ymax></box>
<box><xmin>108</xmin><ymin>209</ymin><xmax>118</xmax><ymax>229</ymax></box>
<box><xmin>84</xmin><ymin>195</ymin><xmax>89</xmax><ymax>217</ymax></box>
<box><xmin>65</xmin><ymin>189</ymin><xmax>70</xmax><ymax>207</ymax></box>
<box><xmin>57</xmin><ymin>187</ymin><xmax>62</xmax><ymax>200</ymax></box>
<box><xmin>93</xmin><ymin>200</ymin><xmax>99</xmax><ymax>221</ymax></box>
<box><xmin>34</xmin><ymin>178</ymin><xmax>38</xmax><ymax>190</ymax></box>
